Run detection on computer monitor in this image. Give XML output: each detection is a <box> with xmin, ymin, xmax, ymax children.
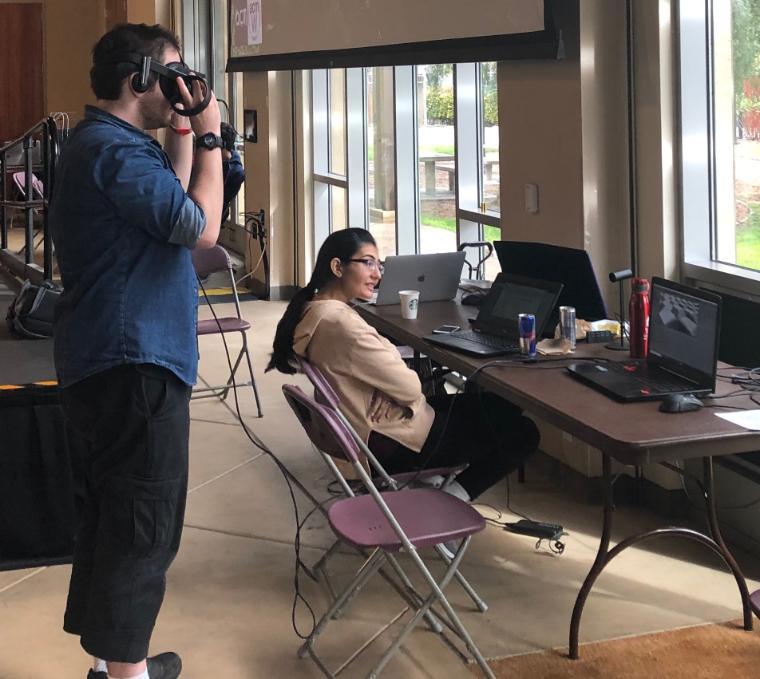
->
<box><xmin>493</xmin><ymin>241</ymin><xmax>608</xmax><ymax>328</ymax></box>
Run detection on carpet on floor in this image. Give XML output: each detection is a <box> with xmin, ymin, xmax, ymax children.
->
<box><xmin>471</xmin><ymin>619</ymin><xmax>760</xmax><ymax>678</ymax></box>
<box><xmin>199</xmin><ymin>287</ymin><xmax>259</xmax><ymax>304</ymax></box>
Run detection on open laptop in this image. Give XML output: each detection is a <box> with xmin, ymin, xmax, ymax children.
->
<box><xmin>424</xmin><ymin>273</ymin><xmax>564</xmax><ymax>356</ymax></box>
<box><xmin>566</xmin><ymin>277</ymin><xmax>722</xmax><ymax>401</ymax></box>
<box><xmin>370</xmin><ymin>251</ymin><xmax>466</xmax><ymax>305</ymax></box>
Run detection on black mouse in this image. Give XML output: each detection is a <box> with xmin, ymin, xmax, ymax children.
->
<box><xmin>659</xmin><ymin>393</ymin><xmax>704</xmax><ymax>413</ymax></box>
<box><xmin>461</xmin><ymin>291</ymin><xmax>486</xmax><ymax>306</ymax></box>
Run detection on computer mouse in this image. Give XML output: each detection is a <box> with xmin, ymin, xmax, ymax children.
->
<box><xmin>658</xmin><ymin>393</ymin><xmax>704</xmax><ymax>413</ymax></box>
<box><xmin>461</xmin><ymin>291</ymin><xmax>486</xmax><ymax>306</ymax></box>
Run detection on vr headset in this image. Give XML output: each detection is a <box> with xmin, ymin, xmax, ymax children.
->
<box><xmin>106</xmin><ymin>53</ymin><xmax>211</xmax><ymax>116</ymax></box>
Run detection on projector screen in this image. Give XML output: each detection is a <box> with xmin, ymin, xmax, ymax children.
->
<box><xmin>228</xmin><ymin>0</ymin><xmax>563</xmax><ymax>72</ymax></box>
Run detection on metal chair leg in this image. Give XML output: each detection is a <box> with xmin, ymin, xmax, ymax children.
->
<box><xmin>241</xmin><ymin>332</ymin><xmax>263</xmax><ymax>417</ymax></box>
<box><xmin>372</xmin><ymin>538</ymin><xmax>495</xmax><ymax>679</ymax></box>
<box><xmin>299</xmin><ymin>550</ymin><xmax>386</xmax><ymax>658</ymax></box>
<box><xmin>218</xmin><ymin>346</ymin><xmax>246</xmax><ymax>400</ymax></box>
<box><xmin>434</xmin><ymin>544</ymin><xmax>488</xmax><ymax>612</ymax></box>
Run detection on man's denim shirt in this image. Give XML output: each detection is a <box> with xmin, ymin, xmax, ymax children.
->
<box><xmin>50</xmin><ymin>106</ymin><xmax>206</xmax><ymax>387</ymax></box>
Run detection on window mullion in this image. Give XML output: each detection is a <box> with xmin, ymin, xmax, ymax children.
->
<box><xmin>394</xmin><ymin>65</ymin><xmax>418</xmax><ymax>254</ymax></box>
<box><xmin>455</xmin><ymin>62</ymin><xmax>479</xmax><ymax>244</ymax></box>
<box><xmin>346</xmin><ymin>68</ymin><xmax>367</xmax><ymax>228</ymax></box>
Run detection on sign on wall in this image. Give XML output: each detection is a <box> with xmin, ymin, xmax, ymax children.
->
<box><xmin>231</xmin><ymin>0</ymin><xmax>262</xmax><ymax>51</ymax></box>
<box><xmin>228</xmin><ymin>0</ymin><xmax>548</xmax><ymax>62</ymax></box>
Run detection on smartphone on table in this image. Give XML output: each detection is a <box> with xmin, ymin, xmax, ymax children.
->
<box><xmin>432</xmin><ymin>324</ymin><xmax>461</xmax><ymax>334</ymax></box>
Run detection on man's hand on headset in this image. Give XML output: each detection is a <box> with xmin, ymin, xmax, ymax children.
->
<box><xmin>176</xmin><ymin>77</ymin><xmax>221</xmax><ymax>138</ymax></box>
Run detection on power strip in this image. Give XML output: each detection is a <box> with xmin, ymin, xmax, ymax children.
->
<box><xmin>504</xmin><ymin>519</ymin><xmax>565</xmax><ymax>540</ymax></box>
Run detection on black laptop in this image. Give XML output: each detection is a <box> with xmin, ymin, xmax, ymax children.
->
<box><xmin>566</xmin><ymin>278</ymin><xmax>722</xmax><ymax>401</ymax></box>
<box><xmin>424</xmin><ymin>273</ymin><xmax>564</xmax><ymax>357</ymax></box>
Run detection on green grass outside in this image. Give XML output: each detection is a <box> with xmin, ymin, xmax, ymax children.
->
<box><xmin>369</xmin><ymin>143</ymin><xmax>497</xmax><ymax>161</ymax></box>
<box><xmin>421</xmin><ymin>216</ymin><xmax>456</xmax><ymax>231</ymax></box>
<box><xmin>418</xmin><ymin>144</ymin><xmax>498</xmax><ymax>156</ymax></box>
<box><xmin>420</xmin><ymin>144</ymin><xmax>454</xmax><ymax>156</ymax></box>
<box><xmin>737</xmin><ymin>204</ymin><xmax>760</xmax><ymax>271</ymax></box>
<box><xmin>421</xmin><ymin>215</ymin><xmax>500</xmax><ymax>243</ymax></box>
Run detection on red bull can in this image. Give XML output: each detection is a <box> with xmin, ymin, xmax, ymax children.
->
<box><xmin>518</xmin><ymin>313</ymin><xmax>537</xmax><ymax>357</ymax></box>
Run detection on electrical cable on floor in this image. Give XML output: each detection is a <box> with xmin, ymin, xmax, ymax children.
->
<box><xmin>198</xmin><ymin>275</ymin><xmax>318</xmax><ymax>639</ymax></box>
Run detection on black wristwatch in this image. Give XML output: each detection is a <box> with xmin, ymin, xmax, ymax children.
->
<box><xmin>196</xmin><ymin>132</ymin><xmax>224</xmax><ymax>151</ymax></box>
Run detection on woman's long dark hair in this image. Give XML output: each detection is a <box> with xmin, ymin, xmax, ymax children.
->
<box><xmin>267</xmin><ymin>228</ymin><xmax>377</xmax><ymax>374</ymax></box>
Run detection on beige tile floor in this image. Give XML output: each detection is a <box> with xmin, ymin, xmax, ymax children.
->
<box><xmin>1</xmin><ymin>299</ymin><xmax>759</xmax><ymax>679</ymax></box>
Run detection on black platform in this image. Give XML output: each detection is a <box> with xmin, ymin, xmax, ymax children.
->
<box><xmin>0</xmin><ymin>283</ymin><xmax>73</xmax><ymax>570</ymax></box>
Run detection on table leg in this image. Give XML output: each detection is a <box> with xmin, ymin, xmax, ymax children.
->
<box><xmin>425</xmin><ymin>160</ymin><xmax>436</xmax><ymax>195</ymax></box>
<box><xmin>702</xmin><ymin>457</ymin><xmax>757</xmax><ymax>625</ymax></box>
<box><xmin>569</xmin><ymin>454</ymin><xmax>614</xmax><ymax>659</ymax></box>
<box><xmin>569</xmin><ymin>455</ymin><xmax>755</xmax><ymax>659</ymax></box>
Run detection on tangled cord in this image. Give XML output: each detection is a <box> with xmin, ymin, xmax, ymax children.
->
<box><xmin>198</xmin><ymin>275</ymin><xmax>318</xmax><ymax>639</ymax></box>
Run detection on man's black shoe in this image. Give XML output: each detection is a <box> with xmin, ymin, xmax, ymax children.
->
<box><xmin>84</xmin><ymin>652</ymin><xmax>181</xmax><ymax>679</ymax></box>
<box><xmin>147</xmin><ymin>652</ymin><xmax>183</xmax><ymax>679</ymax></box>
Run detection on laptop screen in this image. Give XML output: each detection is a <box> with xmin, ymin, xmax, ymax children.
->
<box><xmin>490</xmin><ymin>283</ymin><xmax>546</xmax><ymax>321</ymax></box>
<box><xmin>648</xmin><ymin>279</ymin><xmax>720</xmax><ymax>380</ymax></box>
<box><xmin>475</xmin><ymin>273</ymin><xmax>563</xmax><ymax>337</ymax></box>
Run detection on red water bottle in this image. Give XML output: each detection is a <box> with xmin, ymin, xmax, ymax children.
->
<box><xmin>628</xmin><ymin>277</ymin><xmax>650</xmax><ymax>359</ymax></box>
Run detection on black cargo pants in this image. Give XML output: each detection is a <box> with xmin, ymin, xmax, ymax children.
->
<box><xmin>59</xmin><ymin>364</ymin><xmax>191</xmax><ymax>663</ymax></box>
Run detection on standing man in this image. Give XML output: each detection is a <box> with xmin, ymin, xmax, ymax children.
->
<box><xmin>220</xmin><ymin>121</ymin><xmax>245</xmax><ymax>226</ymax></box>
<box><xmin>50</xmin><ymin>23</ymin><xmax>223</xmax><ymax>679</ymax></box>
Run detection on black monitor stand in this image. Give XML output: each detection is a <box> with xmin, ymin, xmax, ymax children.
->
<box><xmin>607</xmin><ymin>269</ymin><xmax>631</xmax><ymax>352</ymax></box>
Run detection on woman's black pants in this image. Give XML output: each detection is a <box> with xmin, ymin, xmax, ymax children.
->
<box><xmin>369</xmin><ymin>392</ymin><xmax>539</xmax><ymax>499</ymax></box>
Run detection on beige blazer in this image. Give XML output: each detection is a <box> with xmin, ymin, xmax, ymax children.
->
<box><xmin>294</xmin><ymin>300</ymin><xmax>435</xmax><ymax>452</ymax></box>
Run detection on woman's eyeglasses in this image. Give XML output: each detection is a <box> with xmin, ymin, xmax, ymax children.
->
<box><xmin>347</xmin><ymin>258</ymin><xmax>385</xmax><ymax>274</ymax></box>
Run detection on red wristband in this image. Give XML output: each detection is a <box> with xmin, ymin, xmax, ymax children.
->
<box><xmin>169</xmin><ymin>125</ymin><xmax>192</xmax><ymax>136</ymax></box>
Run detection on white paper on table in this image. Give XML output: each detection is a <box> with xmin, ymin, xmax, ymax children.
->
<box><xmin>716</xmin><ymin>410</ymin><xmax>760</xmax><ymax>431</ymax></box>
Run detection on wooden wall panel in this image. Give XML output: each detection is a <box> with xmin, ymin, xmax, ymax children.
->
<box><xmin>106</xmin><ymin>0</ymin><xmax>128</xmax><ymax>28</ymax></box>
<box><xmin>0</xmin><ymin>2</ymin><xmax>44</xmax><ymax>142</ymax></box>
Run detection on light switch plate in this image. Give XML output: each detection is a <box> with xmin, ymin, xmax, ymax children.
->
<box><xmin>525</xmin><ymin>183</ymin><xmax>539</xmax><ymax>214</ymax></box>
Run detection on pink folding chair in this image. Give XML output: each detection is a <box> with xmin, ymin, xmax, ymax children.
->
<box><xmin>192</xmin><ymin>244</ymin><xmax>263</xmax><ymax>417</ymax></box>
<box><xmin>10</xmin><ymin>171</ymin><xmax>45</xmax><ymax>253</ymax></box>
<box><xmin>297</xmin><ymin>356</ymin><xmax>488</xmax><ymax>613</ymax></box>
<box><xmin>282</xmin><ymin>384</ymin><xmax>495</xmax><ymax>679</ymax></box>
<box><xmin>298</xmin><ymin>356</ymin><xmax>466</xmax><ymax>489</ymax></box>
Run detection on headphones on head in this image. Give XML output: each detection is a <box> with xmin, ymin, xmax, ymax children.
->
<box><xmin>107</xmin><ymin>53</ymin><xmax>212</xmax><ymax>116</ymax></box>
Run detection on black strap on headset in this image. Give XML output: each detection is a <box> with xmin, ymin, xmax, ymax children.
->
<box><xmin>99</xmin><ymin>53</ymin><xmax>212</xmax><ymax>116</ymax></box>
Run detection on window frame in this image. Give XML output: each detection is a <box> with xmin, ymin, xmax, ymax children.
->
<box><xmin>678</xmin><ymin>0</ymin><xmax>760</xmax><ymax>297</ymax></box>
<box><xmin>310</xmin><ymin>61</ymin><xmax>502</xmax><ymax>268</ymax></box>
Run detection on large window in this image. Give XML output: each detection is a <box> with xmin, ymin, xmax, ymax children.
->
<box><xmin>312</xmin><ymin>69</ymin><xmax>349</xmax><ymax>243</ymax></box>
<box><xmin>367</xmin><ymin>67</ymin><xmax>397</xmax><ymax>255</ymax></box>
<box><xmin>714</xmin><ymin>0</ymin><xmax>760</xmax><ymax>271</ymax></box>
<box><xmin>183</xmin><ymin>0</ymin><xmax>246</xmax><ymax>230</ymax></box>
<box><xmin>680</xmin><ymin>0</ymin><xmax>760</xmax><ymax>291</ymax></box>
<box><xmin>311</xmin><ymin>62</ymin><xmax>501</xmax><ymax>279</ymax></box>
<box><xmin>417</xmin><ymin>64</ymin><xmax>457</xmax><ymax>254</ymax></box>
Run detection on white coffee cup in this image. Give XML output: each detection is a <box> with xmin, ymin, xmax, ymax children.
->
<box><xmin>399</xmin><ymin>290</ymin><xmax>420</xmax><ymax>320</ymax></box>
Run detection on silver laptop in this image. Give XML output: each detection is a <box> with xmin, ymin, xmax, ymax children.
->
<box><xmin>371</xmin><ymin>252</ymin><xmax>466</xmax><ymax>305</ymax></box>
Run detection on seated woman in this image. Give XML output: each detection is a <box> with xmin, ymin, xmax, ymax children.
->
<box><xmin>267</xmin><ymin>228</ymin><xmax>539</xmax><ymax>502</ymax></box>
